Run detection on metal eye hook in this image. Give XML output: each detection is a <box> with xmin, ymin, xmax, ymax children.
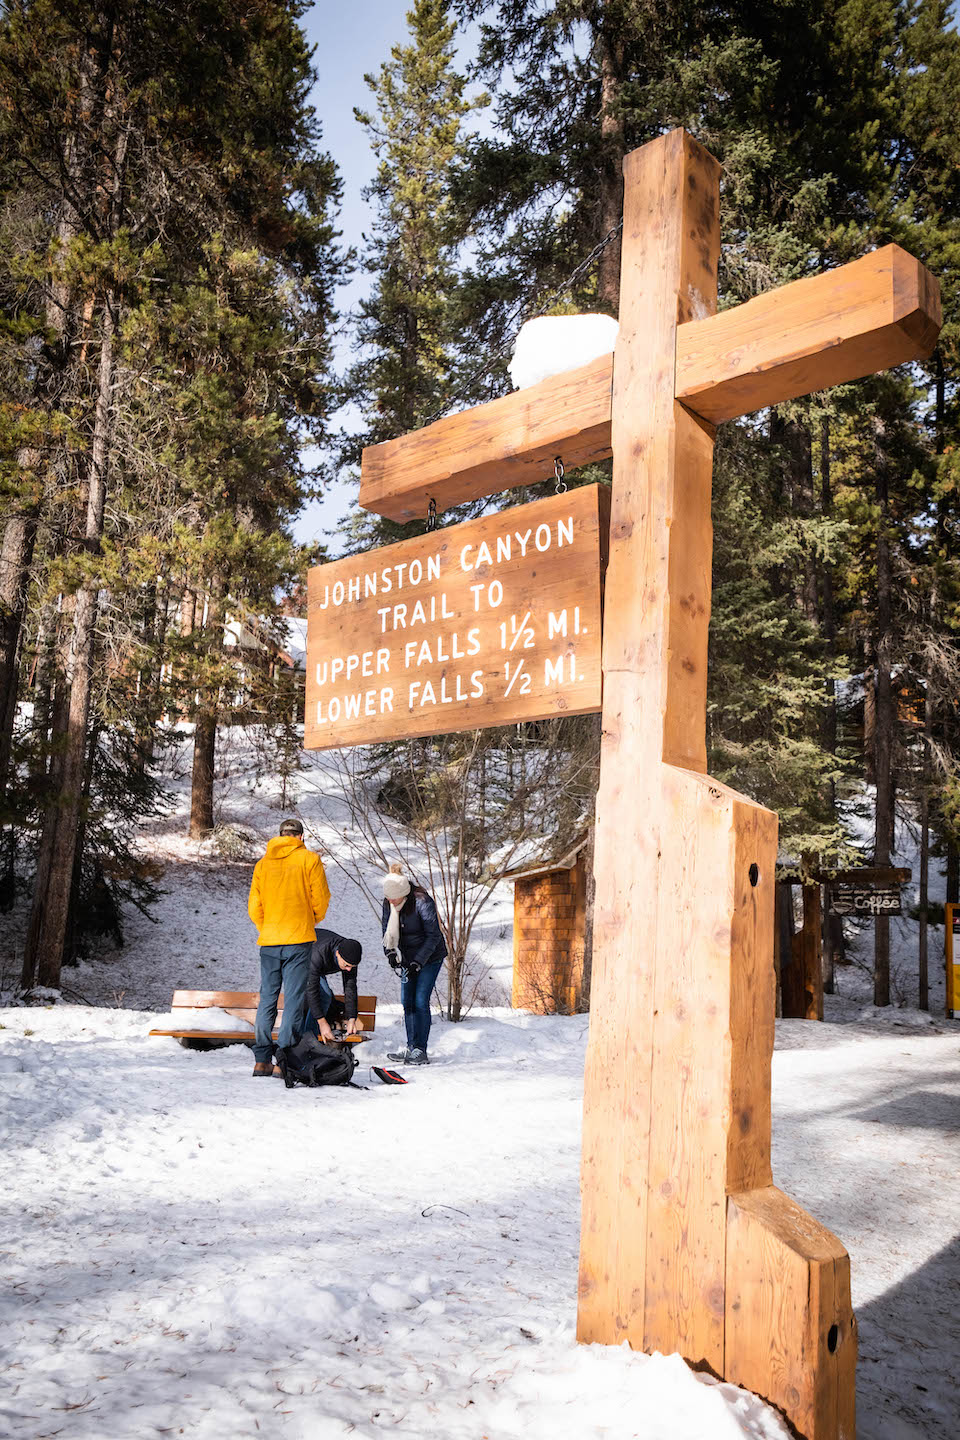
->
<box><xmin>554</xmin><ymin>456</ymin><xmax>567</xmax><ymax>494</ymax></box>
<box><xmin>426</xmin><ymin>496</ymin><xmax>438</xmax><ymax>532</ymax></box>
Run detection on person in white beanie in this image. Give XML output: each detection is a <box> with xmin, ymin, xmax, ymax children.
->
<box><xmin>381</xmin><ymin>862</ymin><xmax>447</xmax><ymax>1065</ymax></box>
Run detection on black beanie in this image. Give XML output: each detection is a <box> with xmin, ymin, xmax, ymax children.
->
<box><xmin>337</xmin><ymin>938</ymin><xmax>362</xmax><ymax>967</ymax></box>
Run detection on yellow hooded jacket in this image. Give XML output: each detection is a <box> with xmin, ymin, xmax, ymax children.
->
<box><xmin>248</xmin><ymin>835</ymin><xmax>330</xmax><ymax>946</ymax></box>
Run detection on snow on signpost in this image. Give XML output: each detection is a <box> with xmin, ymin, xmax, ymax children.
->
<box><xmin>508</xmin><ymin>313</ymin><xmax>618</xmax><ymax>391</ymax></box>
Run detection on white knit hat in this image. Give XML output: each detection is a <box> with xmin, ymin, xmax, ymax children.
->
<box><xmin>382</xmin><ymin>863</ymin><xmax>411</xmax><ymax>901</ymax></box>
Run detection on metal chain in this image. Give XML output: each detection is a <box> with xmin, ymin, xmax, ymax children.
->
<box><xmin>422</xmin><ymin>219</ymin><xmax>624</xmax><ymax>427</ymax></box>
<box><xmin>553</xmin><ymin>456</ymin><xmax>567</xmax><ymax>494</ymax></box>
<box><xmin>425</xmin><ymin>496</ymin><xmax>438</xmax><ymax>532</ymax></box>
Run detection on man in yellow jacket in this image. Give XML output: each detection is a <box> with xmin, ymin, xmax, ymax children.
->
<box><xmin>248</xmin><ymin>818</ymin><xmax>330</xmax><ymax>1076</ymax></box>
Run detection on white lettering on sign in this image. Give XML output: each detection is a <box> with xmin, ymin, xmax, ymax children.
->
<box><xmin>305</xmin><ymin>486</ymin><xmax>609</xmax><ymax>749</ymax></box>
<box><xmin>317</xmin><ymin>553</ymin><xmax>442</xmax><ymax>610</ymax></box>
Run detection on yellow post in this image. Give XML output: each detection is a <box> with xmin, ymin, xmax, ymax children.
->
<box><xmin>947</xmin><ymin>904</ymin><xmax>958</xmax><ymax>1019</ymax></box>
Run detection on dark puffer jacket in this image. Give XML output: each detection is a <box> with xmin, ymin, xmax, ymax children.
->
<box><xmin>308</xmin><ymin>927</ymin><xmax>360</xmax><ymax>1021</ymax></box>
<box><xmin>381</xmin><ymin>888</ymin><xmax>448</xmax><ymax>969</ymax></box>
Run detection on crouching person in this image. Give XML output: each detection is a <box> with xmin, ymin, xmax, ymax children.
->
<box><xmin>306</xmin><ymin>929</ymin><xmax>363</xmax><ymax>1041</ymax></box>
<box><xmin>247</xmin><ymin>818</ymin><xmax>330</xmax><ymax>1076</ymax></box>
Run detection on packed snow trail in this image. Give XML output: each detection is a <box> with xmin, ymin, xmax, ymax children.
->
<box><xmin>1</xmin><ymin>1004</ymin><xmax>958</xmax><ymax>1439</ymax></box>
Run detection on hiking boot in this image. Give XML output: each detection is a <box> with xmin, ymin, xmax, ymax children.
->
<box><xmin>387</xmin><ymin>1048</ymin><xmax>411</xmax><ymax>1063</ymax></box>
<box><xmin>252</xmin><ymin>1061</ymin><xmax>274</xmax><ymax>1077</ymax></box>
<box><xmin>407</xmin><ymin>1048</ymin><xmax>429</xmax><ymax>1065</ymax></box>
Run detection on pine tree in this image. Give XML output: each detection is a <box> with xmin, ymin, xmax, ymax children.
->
<box><xmin>338</xmin><ymin>0</ymin><xmax>480</xmax><ymax>552</ymax></box>
<box><xmin>0</xmin><ymin>0</ymin><xmax>344</xmax><ymax>987</ymax></box>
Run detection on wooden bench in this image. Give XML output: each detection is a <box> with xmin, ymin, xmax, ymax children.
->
<box><xmin>149</xmin><ymin>989</ymin><xmax>377</xmax><ymax>1047</ymax></box>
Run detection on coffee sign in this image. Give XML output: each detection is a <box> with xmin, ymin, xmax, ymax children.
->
<box><xmin>828</xmin><ymin>884</ymin><xmax>902</xmax><ymax>917</ymax></box>
<box><xmin>305</xmin><ymin>485</ymin><xmax>609</xmax><ymax>749</ymax></box>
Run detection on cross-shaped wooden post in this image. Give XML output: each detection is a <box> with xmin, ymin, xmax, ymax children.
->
<box><xmin>354</xmin><ymin>129</ymin><xmax>941</xmax><ymax>1440</ymax></box>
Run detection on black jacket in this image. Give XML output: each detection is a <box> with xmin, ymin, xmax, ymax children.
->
<box><xmin>308</xmin><ymin>927</ymin><xmax>359</xmax><ymax>1021</ymax></box>
<box><xmin>381</xmin><ymin>888</ymin><xmax>448</xmax><ymax>968</ymax></box>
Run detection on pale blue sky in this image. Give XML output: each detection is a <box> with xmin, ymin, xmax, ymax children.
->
<box><xmin>296</xmin><ymin>2</ymin><xmax>472</xmax><ymax>549</ymax></box>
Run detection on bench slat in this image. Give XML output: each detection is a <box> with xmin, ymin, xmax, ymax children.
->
<box><xmin>148</xmin><ymin>1028</ymin><xmax>369</xmax><ymax>1043</ymax></box>
<box><xmin>153</xmin><ymin>989</ymin><xmax>377</xmax><ymax>1043</ymax></box>
<box><xmin>171</xmin><ymin>989</ymin><xmax>376</xmax><ymax>1013</ymax></box>
<box><xmin>215</xmin><ymin>1009</ymin><xmax>375</xmax><ymax>1030</ymax></box>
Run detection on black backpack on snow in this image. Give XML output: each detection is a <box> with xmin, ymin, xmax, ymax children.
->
<box><xmin>275</xmin><ymin>1034</ymin><xmax>358</xmax><ymax>1089</ymax></box>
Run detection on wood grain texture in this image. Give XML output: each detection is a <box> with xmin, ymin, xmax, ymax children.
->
<box><xmin>676</xmin><ymin>245</ymin><xmax>942</xmax><ymax>424</ymax></box>
<box><xmin>359</xmin><ymin>244</ymin><xmax>939</xmax><ymax>524</ymax></box>
<box><xmin>511</xmin><ymin>865</ymin><xmax>587</xmax><ymax>1013</ymax></box>
<box><xmin>305</xmin><ymin>486</ymin><xmax>608</xmax><ymax>749</ymax></box>
<box><xmin>360</xmin><ymin>355</ymin><xmax>614</xmax><ymax>522</ymax></box>
<box><xmin>579</xmin><ymin>128</ymin><xmax>722</xmax><ymax>1349</ymax></box>
<box><xmin>726</xmin><ymin>1187</ymin><xmax>856</xmax><ymax>1440</ymax></box>
<box><xmin>727</xmin><ymin>799</ymin><xmax>778</xmax><ymax>1194</ymax></box>
<box><xmin>166</xmin><ymin>989</ymin><xmax>377</xmax><ymax>1014</ymax></box>
<box><xmin>577</xmin><ymin>129</ymin><xmax>856</xmax><ymax>1440</ymax></box>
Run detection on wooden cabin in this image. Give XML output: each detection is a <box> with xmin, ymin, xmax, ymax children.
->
<box><xmin>504</xmin><ymin>834</ymin><xmax>590</xmax><ymax>1014</ymax></box>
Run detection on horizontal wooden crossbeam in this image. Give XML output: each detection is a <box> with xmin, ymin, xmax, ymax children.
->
<box><xmin>358</xmin><ymin>245</ymin><xmax>940</xmax><ymax>521</ymax></box>
<box><xmin>359</xmin><ymin>354</ymin><xmax>614</xmax><ymax>523</ymax></box>
<box><xmin>675</xmin><ymin>246</ymin><xmax>941</xmax><ymax>424</ymax></box>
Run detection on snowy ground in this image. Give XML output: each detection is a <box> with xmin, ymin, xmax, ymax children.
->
<box><xmin>2</xmin><ymin>731</ymin><xmax>959</xmax><ymax>1438</ymax></box>
<box><xmin>1</xmin><ymin>1005</ymin><xmax>958</xmax><ymax>1439</ymax></box>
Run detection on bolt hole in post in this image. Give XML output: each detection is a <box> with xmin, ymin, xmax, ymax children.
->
<box><xmin>828</xmin><ymin>1324</ymin><xmax>840</xmax><ymax>1354</ymax></box>
<box><xmin>748</xmin><ymin>863</ymin><xmax>760</xmax><ymax>888</ymax></box>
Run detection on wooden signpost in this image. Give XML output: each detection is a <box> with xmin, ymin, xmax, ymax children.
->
<box><xmin>305</xmin><ymin>485</ymin><xmax>608</xmax><ymax>748</ymax></box>
<box><xmin>308</xmin><ymin>129</ymin><xmax>942</xmax><ymax>1440</ymax></box>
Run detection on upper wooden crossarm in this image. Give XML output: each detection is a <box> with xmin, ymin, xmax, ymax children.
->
<box><xmin>676</xmin><ymin>245</ymin><xmax>942</xmax><ymax>425</ymax></box>
<box><xmin>359</xmin><ymin>353</ymin><xmax>614</xmax><ymax>522</ymax></box>
<box><xmin>357</xmin><ymin>245</ymin><xmax>940</xmax><ymax>520</ymax></box>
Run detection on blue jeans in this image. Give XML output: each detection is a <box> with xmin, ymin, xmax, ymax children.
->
<box><xmin>303</xmin><ymin>972</ymin><xmax>334</xmax><ymax>1037</ymax></box>
<box><xmin>254</xmin><ymin>942</ymin><xmax>312</xmax><ymax>1062</ymax></box>
<box><xmin>401</xmin><ymin>955</ymin><xmax>443</xmax><ymax>1052</ymax></box>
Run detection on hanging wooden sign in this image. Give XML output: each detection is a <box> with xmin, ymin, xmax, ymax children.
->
<box><xmin>304</xmin><ymin>484</ymin><xmax>609</xmax><ymax>750</ymax></box>
<box><xmin>828</xmin><ymin>883</ymin><xmax>902</xmax><ymax>917</ymax></box>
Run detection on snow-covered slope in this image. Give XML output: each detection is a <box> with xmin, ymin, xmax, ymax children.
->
<box><xmin>0</xmin><ymin>728</ymin><xmax>516</xmax><ymax>1013</ymax></box>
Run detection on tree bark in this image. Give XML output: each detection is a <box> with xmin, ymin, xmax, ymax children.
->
<box><xmin>873</xmin><ymin>462</ymin><xmax>894</xmax><ymax>1007</ymax></box>
<box><xmin>596</xmin><ymin>24</ymin><xmax>624</xmax><ymax>313</ymax></box>
<box><xmin>0</xmin><ymin>54</ymin><xmax>91</xmax><ymax>811</ymax></box>
<box><xmin>0</xmin><ymin>503</ymin><xmax>38</xmax><ymax>810</ymax></box>
<box><xmin>188</xmin><ymin>585</ymin><xmax>224</xmax><ymax>837</ymax></box>
<box><xmin>819</xmin><ymin>417</ymin><xmax>838</xmax><ymax>993</ymax></box>
<box><xmin>947</xmin><ymin>840</ymin><xmax>959</xmax><ymax>907</ymax></box>
<box><xmin>25</xmin><ymin>294</ymin><xmax>117</xmax><ymax>990</ymax></box>
<box><xmin>189</xmin><ymin>702</ymin><xmax>217</xmax><ymax>837</ymax></box>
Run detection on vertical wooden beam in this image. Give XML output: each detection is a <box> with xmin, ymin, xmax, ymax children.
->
<box><xmin>579</xmin><ymin>126</ymin><xmax>724</xmax><ymax>1352</ymax></box>
<box><xmin>577</xmin><ymin>130</ymin><xmax>855</xmax><ymax>1440</ymax></box>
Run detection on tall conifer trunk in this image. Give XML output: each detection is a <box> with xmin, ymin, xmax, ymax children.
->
<box><xmin>597</xmin><ymin>25</ymin><xmax>624</xmax><ymax>312</ymax></box>
<box><xmin>25</xmin><ymin>293</ymin><xmax>117</xmax><ymax>989</ymax></box>
<box><xmin>873</xmin><ymin>461</ymin><xmax>894</xmax><ymax>1006</ymax></box>
<box><xmin>189</xmin><ymin>707</ymin><xmax>217</xmax><ymax>837</ymax></box>
<box><xmin>819</xmin><ymin>418</ymin><xmax>841</xmax><ymax>992</ymax></box>
<box><xmin>189</xmin><ymin>586</ymin><xmax>224</xmax><ymax>838</ymax></box>
<box><xmin>0</xmin><ymin>501</ymin><xmax>38</xmax><ymax>810</ymax></box>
